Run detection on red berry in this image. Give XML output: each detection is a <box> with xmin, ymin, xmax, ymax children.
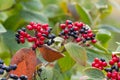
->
<box><xmin>37</xmin><ymin>23</ymin><xmax>41</xmax><ymax>26</ymax></box>
<box><xmin>40</xmin><ymin>36</ymin><xmax>45</xmax><ymax>41</ymax></box>
<box><xmin>109</xmin><ymin>60</ymin><xmax>115</xmax><ymax>65</ymax></box>
<box><xmin>20</xmin><ymin>31</ymin><xmax>27</xmax><ymax>37</ymax></box>
<box><xmin>74</xmin><ymin>21</ymin><xmax>79</xmax><ymax>26</ymax></box>
<box><xmin>74</xmin><ymin>27</ymin><xmax>79</xmax><ymax>31</ymax></box>
<box><xmin>76</xmin><ymin>38</ymin><xmax>81</xmax><ymax>42</ymax></box>
<box><xmin>44</xmin><ymin>31</ymin><xmax>49</xmax><ymax>35</ymax></box>
<box><xmin>102</xmin><ymin>62</ymin><xmax>107</xmax><ymax>67</ymax></box>
<box><xmin>92</xmin><ymin>62</ymin><xmax>96</xmax><ymax>67</ymax></box>
<box><xmin>117</xmin><ymin>62</ymin><xmax>120</xmax><ymax>68</ymax></box>
<box><xmin>94</xmin><ymin>58</ymin><xmax>100</xmax><ymax>63</ymax></box>
<box><xmin>33</xmin><ymin>24</ymin><xmax>38</xmax><ymax>29</ymax></box>
<box><xmin>112</xmin><ymin>54</ymin><xmax>117</xmax><ymax>58</ymax></box>
<box><xmin>30</xmin><ymin>22</ymin><xmax>35</xmax><ymax>26</ymax></box>
<box><xmin>112</xmin><ymin>72</ymin><xmax>117</xmax><ymax>79</ymax></box>
<box><xmin>98</xmin><ymin>61</ymin><xmax>103</xmax><ymax>67</ymax></box>
<box><xmin>91</xmin><ymin>39</ymin><xmax>97</xmax><ymax>43</ymax></box>
<box><xmin>67</xmin><ymin>24</ymin><xmax>73</xmax><ymax>29</ymax></box>
<box><xmin>98</xmin><ymin>66</ymin><xmax>103</xmax><ymax>70</ymax></box>
<box><xmin>26</xmin><ymin>34</ymin><xmax>31</xmax><ymax>38</ymax></box>
<box><xmin>64</xmin><ymin>29</ymin><xmax>68</xmax><ymax>34</ymax></box>
<box><xmin>32</xmin><ymin>44</ymin><xmax>37</xmax><ymax>50</ymax></box>
<box><xmin>88</xmin><ymin>33</ymin><xmax>93</xmax><ymax>37</ymax></box>
<box><xmin>42</xmin><ymin>24</ymin><xmax>48</xmax><ymax>29</ymax></box>
<box><xmin>20</xmin><ymin>38</ymin><xmax>25</xmax><ymax>43</ymax></box>
<box><xmin>112</xmin><ymin>57</ymin><xmax>119</xmax><ymax>62</ymax></box>
<box><xmin>66</xmin><ymin>20</ymin><xmax>71</xmax><ymax>25</ymax></box>
<box><xmin>33</xmin><ymin>37</ymin><xmax>37</xmax><ymax>42</ymax></box>
<box><xmin>87</xmin><ymin>30</ymin><xmax>92</xmax><ymax>33</ymax></box>
<box><xmin>94</xmin><ymin>64</ymin><xmax>99</xmax><ymax>68</ymax></box>
<box><xmin>118</xmin><ymin>75</ymin><xmax>120</xmax><ymax>80</ymax></box>
<box><xmin>107</xmin><ymin>72</ymin><xmax>112</xmax><ymax>78</ymax></box>
<box><xmin>76</xmin><ymin>22</ymin><xmax>84</xmax><ymax>28</ymax></box>
<box><xmin>82</xmin><ymin>34</ymin><xmax>87</xmax><ymax>38</ymax></box>
<box><xmin>39</xmin><ymin>41</ymin><xmax>44</xmax><ymax>45</ymax></box>
<box><xmin>27</xmin><ymin>37</ymin><xmax>34</xmax><ymax>42</ymax></box>
<box><xmin>26</xmin><ymin>25</ymin><xmax>33</xmax><ymax>30</ymax></box>
<box><xmin>37</xmin><ymin>32</ymin><xmax>42</xmax><ymax>37</ymax></box>
<box><xmin>60</xmin><ymin>24</ymin><xmax>66</xmax><ymax>29</ymax></box>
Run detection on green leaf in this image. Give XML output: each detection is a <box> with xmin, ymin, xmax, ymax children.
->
<box><xmin>2</xmin><ymin>30</ymin><xmax>29</xmax><ymax>53</ymax></box>
<box><xmin>36</xmin><ymin>66</ymin><xmax>53</xmax><ymax>80</ymax></box>
<box><xmin>3</xmin><ymin>14</ymin><xmax>25</xmax><ymax>31</ymax></box>
<box><xmin>96</xmin><ymin>29</ymin><xmax>111</xmax><ymax>47</ymax></box>
<box><xmin>52</xmin><ymin>69</ymin><xmax>64</xmax><ymax>80</ymax></box>
<box><xmin>0</xmin><ymin>24</ymin><xmax>6</xmax><ymax>34</ymax></box>
<box><xmin>98</xmin><ymin>24</ymin><xmax>120</xmax><ymax>33</ymax></box>
<box><xmin>0</xmin><ymin>12</ymin><xmax>7</xmax><ymax>22</ymax></box>
<box><xmin>84</xmin><ymin>68</ymin><xmax>105</xmax><ymax>80</ymax></box>
<box><xmin>58</xmin><ymin>51</ymin><xmax>76</xmax><ymax>72</ymax></box>
<box><xmin>21</xmin><ymin>0</ymin><xmax>43</xmax><ymax>11</ymax></box>
<box><xmin>20</xmin><ymin>10</ymin><xmax>48</xmax><ymax>23</ymax></box>
<box><xmin>87</xmin><ymin>48</ymin><xmax>111</xmax><ymax>64</ymax></box>
<box><xmin>0</xmin><ymin>0</ymin><xmax>15</xmax><ymax>11</ymax></box>
<box><xmin>4</xmin><ymin>10</ymin><xmax>48</xmax><ymax>31</ymax></box>
<box><xmin>116</xmin><ymin>42</ymin><xmax>120</xmax><ymax>52</ymax></box>
<box><xmin>75</xmin><ymin>4</ymin><xmax>92</xmax><ymax>26</ymax></box>
<box><xmin>65</xmin><ymin>42</ymin><xmax>87</xmax><ymax>66</ymax></box>
<box><xmin>42</xmin><ymin>4</ymin><xmax>60</xmax><ymax>17</ymax></box>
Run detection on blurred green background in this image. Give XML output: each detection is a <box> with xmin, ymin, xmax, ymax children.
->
<box><xmin>0</xmin><ymin>0</ymin><xmax>120</xmax><ymax>79</ymax></box>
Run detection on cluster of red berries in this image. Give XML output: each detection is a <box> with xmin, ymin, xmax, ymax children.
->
<box><xmin>92</xmin><ymin>58</ymin><xmax>107</xmax><ymax>70</ymax></box>
<box><xmin>15</xmin><ymin>22</ymin><xmax>56</xmax><ymax>50</ymax></box>
<box><xmin>92</xmin><ymin>54</ymin><xmax>120</xmax><ymax>80</ymax></box>
<box><xmin>59</xmin><ymin>20</ymin><xmax>97</xmax><ymax>45</ymax></box>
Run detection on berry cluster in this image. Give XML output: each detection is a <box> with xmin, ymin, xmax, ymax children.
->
<box><xmin>59</xmin><ymin>20</ymin><xmax>97</xmax><ymax>45</ymax></box>
<box><xmin>92</xmin><ymin>54</ymin><xmax>120</xmax><ymax>80</ymax></box>
<box><xmin>9</xmin><ymin>74</ymin><xmax>28</xmax><ymax>80</ymax></box>
<box><xmin>0</xmin><ymin>59</ymin><xmax>28</xmax><ymax>80</ymax></box>
<box><xmin>0</xmin><ymin>59</ymin><xmax>17</xmax><ymax>74</ymax></box>
<box><xmin>15</xmin><ymin>22</ymin><xmax>56</xmax><ymax>50</ymax></box>
<box><xmin>92</xmin><ymin>58</ymin><xmax>107</xmax><ymax>70</ymax></box>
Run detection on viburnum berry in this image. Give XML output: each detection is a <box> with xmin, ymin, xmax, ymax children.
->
<box><xmin>59</xmin><ymin>20</ymin><xmax>97</xmax><ymax>47</ymax></box>
<box><xmin>91</xmin><ymin>54</ymin><xmax>120</xmax><ymax>80</ymax></box>
<box><xmin>15</xmin><ymin>22</ymin><xmax>56</xmax><ymax>50</ymax></box>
